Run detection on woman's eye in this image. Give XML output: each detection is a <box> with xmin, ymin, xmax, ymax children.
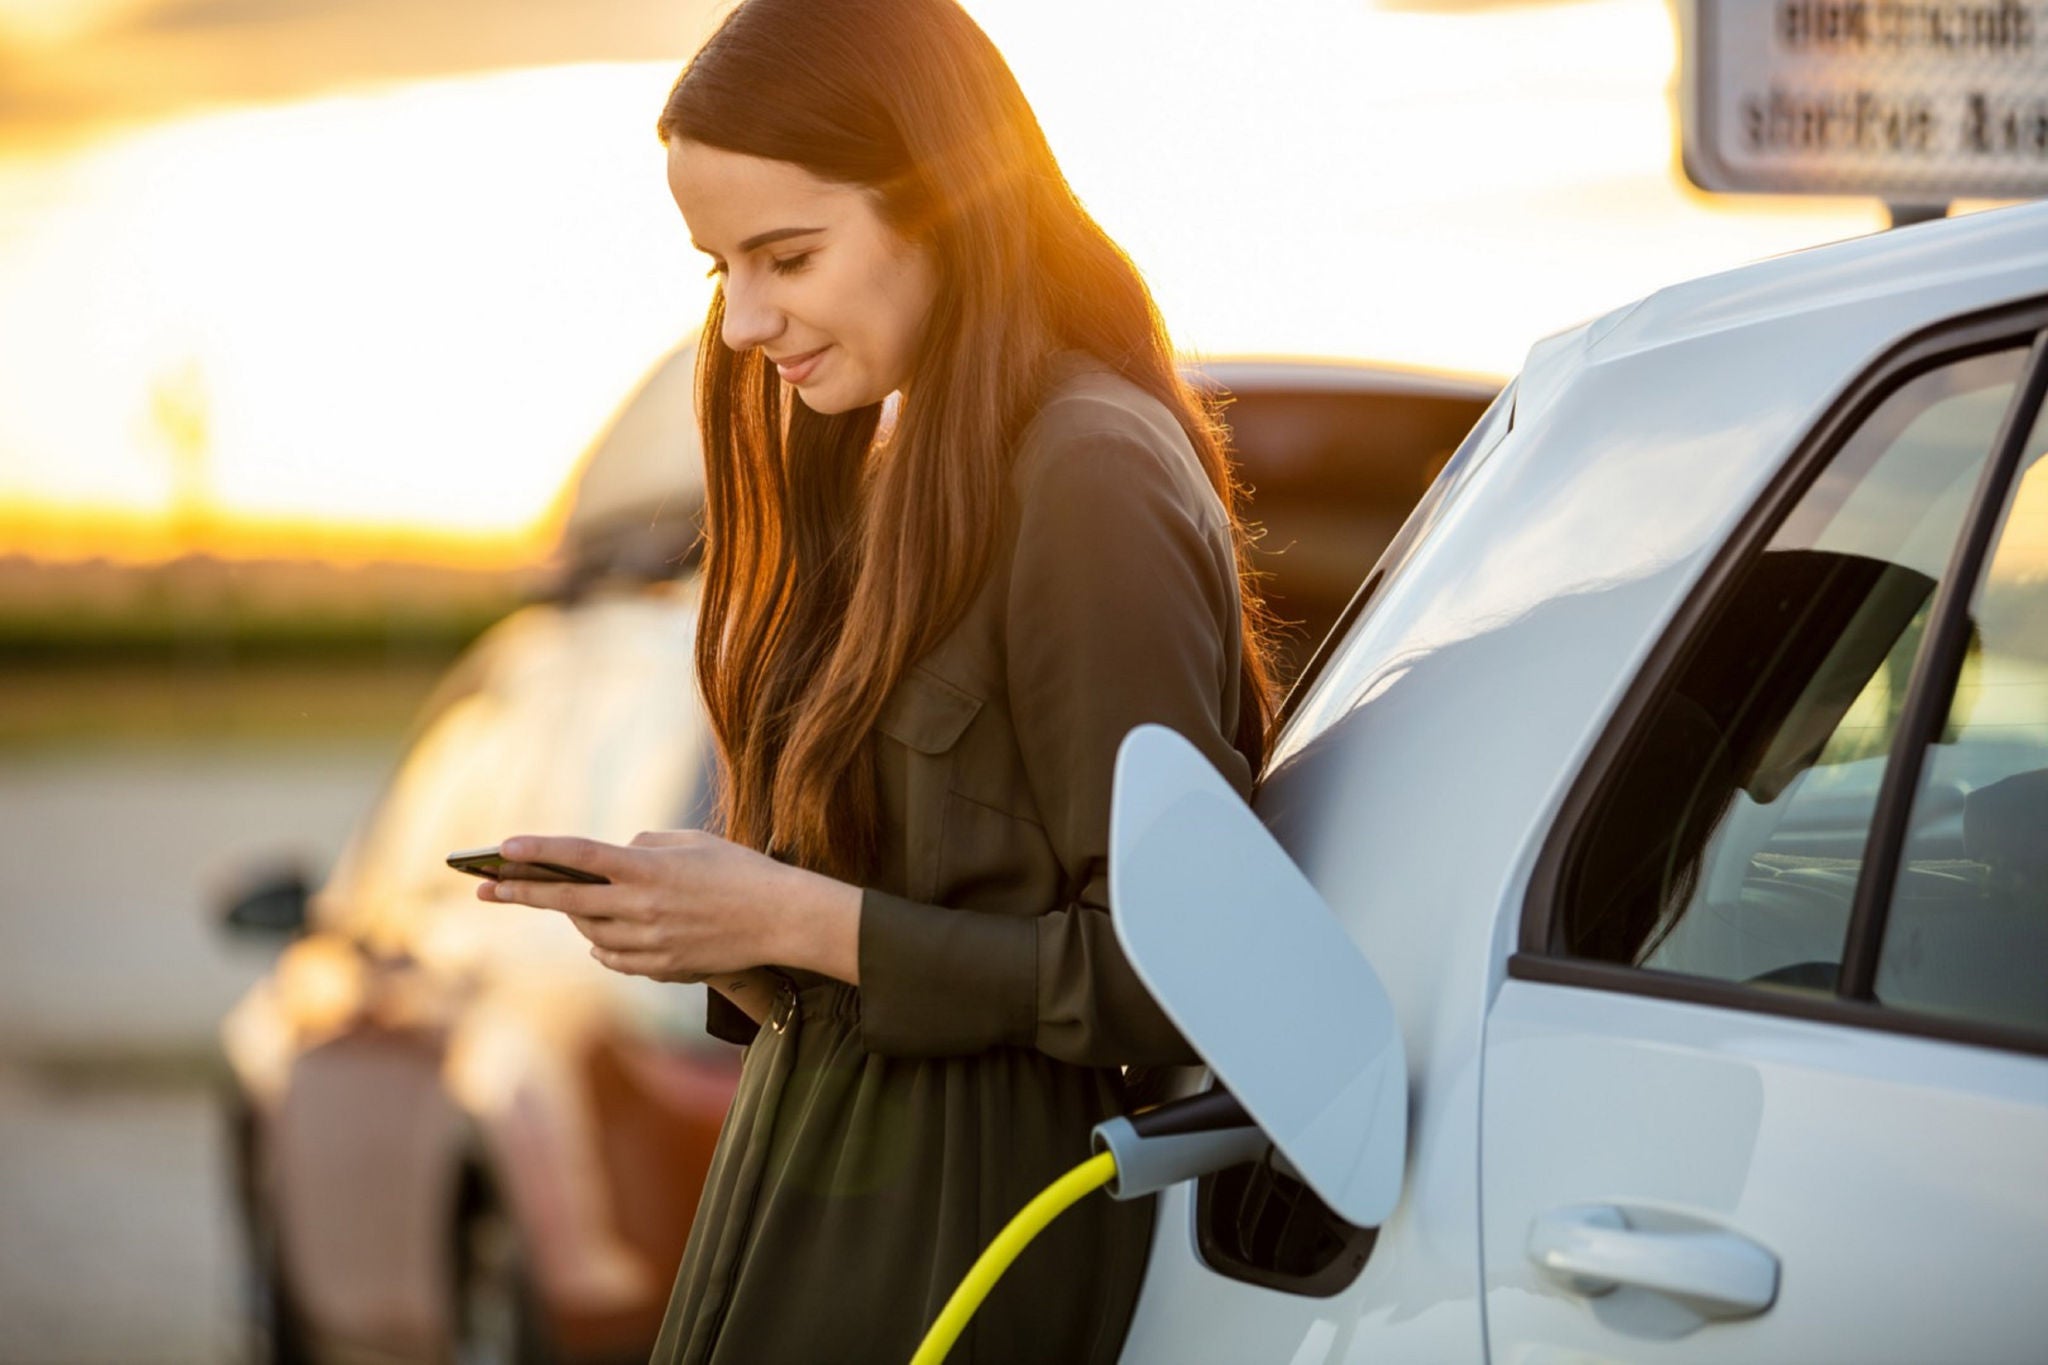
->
<box><xmin>769</xmin><ymin>252</ymin><xmax>814</xmax><ymax>276</ymax></box>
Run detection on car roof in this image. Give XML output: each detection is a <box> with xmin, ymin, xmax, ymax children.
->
<box><xmin>555</xmin><ymin>339</ymin><xmax>704</xmax><ymax>587</ymax></box>
<box><xmin>1506</xmin><ymin>199</ymin><xmax>2048</xmax><ymax>464</ymax></box>
<box><xmin>1582</xmin><ymin>199</ymin><xmax>2048</xmax><ymax>366</ymax></box>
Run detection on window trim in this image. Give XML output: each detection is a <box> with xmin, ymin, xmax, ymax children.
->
<box><xmin>1837</xmin><ymin>326</ymin><xmax>2048</xmax><ymax>999</ymax></box>
<box><xmin>1517</xmin><ymin>294</ymin><xmax>2048</xmax><ymax>1058</ymax></box>
<box><xmin>1506</xmin><ymin>954</ymin><xmax>2048</xmax><ymax>1060</ymax></box>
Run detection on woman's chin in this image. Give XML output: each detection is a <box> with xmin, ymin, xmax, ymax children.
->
<box><xmin>793</xmin><ymin>386</ymin><xmax>853</xmax><ymax>415</ymax></box>
<box><xmin>793</xmin><ymin>376</ymin><xmax>886</xmax><ymax>416</ymax></box>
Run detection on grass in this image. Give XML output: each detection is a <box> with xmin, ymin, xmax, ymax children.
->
<box><xmin>0</xmin><ymin>659</ymin><xmax>454</xmax><ymax>752</ymax></box>
<box><xmin>0</xmin><ymin>591</ymin><xmax>516</xmax><ymax>751</ymax></box>
<box><xmin>0</xmin><ymin>602</ymin><xmax>511</xmax><ymax>666</ymax></box>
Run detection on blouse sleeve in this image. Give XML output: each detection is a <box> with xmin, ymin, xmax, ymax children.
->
<box><xmin>857</xmin><ymin>417</ymin><xmax>1255</xmax><ymax>1067</ymax></box>
<box><xmin>704</xmin><ymin>987</ymin><xmax>760</xmax><ymax>1046</ymax></box>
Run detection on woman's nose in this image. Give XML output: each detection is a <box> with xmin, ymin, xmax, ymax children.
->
<box><xmin>720</xmin><ymin>276</ymin><xmax>783</xmax><ymax>353</ymax></box>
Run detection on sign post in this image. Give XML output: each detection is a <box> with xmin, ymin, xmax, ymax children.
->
<box><xmin>1679</xmin><ymin>0</ymin><xmax>2048</xmax><ymax>214</ymax></box>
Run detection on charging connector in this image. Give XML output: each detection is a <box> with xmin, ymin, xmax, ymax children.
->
<box><xmin>1089</xmin><ymin>1086</ymin><xmax>1266</xmax><ymax>1201</ymax></box>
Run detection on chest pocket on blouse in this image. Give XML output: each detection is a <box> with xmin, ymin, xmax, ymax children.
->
<box><xmin>876</xmin><ymin>666</ymin><xmax>982</xmax><ymax>755</ymax></box>
<box><xmin>874</xmin><ymin>666</ymin><xmax>984</xmax><ymax>902</ymax></box>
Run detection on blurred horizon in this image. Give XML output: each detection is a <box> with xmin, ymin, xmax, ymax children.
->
<box><xmin>0</xmin><ymin>0</ymin><xmax>1909</xmax><ymax>572</ymax></box>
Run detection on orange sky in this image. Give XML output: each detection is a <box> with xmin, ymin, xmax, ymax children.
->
<box><xmin>0</xmin><ymin>0</ymin><xmax>1896</xmax><ymax>569</ymax></box>
<box><xmin>0</xmin><ymin>0</ymin><xmax>724</xmax><ymax>153</ymax></box>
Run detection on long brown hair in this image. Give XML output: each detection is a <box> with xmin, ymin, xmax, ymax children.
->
<box><xmin>656</xmin><ymin>0</ymin><xmax>1276</xmax><ymax>878</ymax></box>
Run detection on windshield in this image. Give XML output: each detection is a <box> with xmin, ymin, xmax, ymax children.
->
<box><xmin>1270</xmin><ymin>378</ymin><xmax>1518</xmax><ymax>764</ymax></box>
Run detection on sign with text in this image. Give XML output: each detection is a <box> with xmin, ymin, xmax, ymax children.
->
<box><xmin>1680</xmin><ymin>0</ymin><xmax>2048</xmax><ymax>200</ymax></box>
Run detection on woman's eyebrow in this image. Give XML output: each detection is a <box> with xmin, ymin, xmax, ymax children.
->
<box><xmin>690</xmin><ymin>226</ymin><xmax>826</xmax><ymax>260</ymax></box>
<box><xmin>738</xmin><ymin>226</ymin><xmax>825</xmax><ymax>252</ymax></box>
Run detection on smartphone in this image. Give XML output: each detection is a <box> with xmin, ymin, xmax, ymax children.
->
<box><xmin>446</xmin><ymin>844</ymin><xmax>611</xmax><ymax>884</ymax></box>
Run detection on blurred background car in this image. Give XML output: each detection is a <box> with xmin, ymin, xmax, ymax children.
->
<box><xmin>216</xmin><ymin>342</ymin><xmax>729</xmax><ymax>1365</ymax></box>
<box><xmin>215</xmin><ymin>339</ymin><xmax>1498</xmax><ymax>1365</ymax></box>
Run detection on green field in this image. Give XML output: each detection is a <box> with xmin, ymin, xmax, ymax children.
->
<box><xmin>0</xmin><ymin>562</ymin><xmax>520</xmax><ymax>751</ymax></box>
<box><xmin>0</xmin><ymin>658</ymin><xmax>454</xmax><ymax>752</ymax></box>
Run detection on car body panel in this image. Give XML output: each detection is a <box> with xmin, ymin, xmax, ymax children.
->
<box><xmin>1482</xmin><ymin>981</ymin><xmax>2048</xmax><ymax>1364</ymax></box>
<box><xmin>1120</xmin><ymin>201</ymin><xmax>2048</xmax><ymax>1363</ymax></box>
<box><xmin>270</xmin><ymin>1026</ymin><xmax>466</xmax><ymax>1359</ymax></box>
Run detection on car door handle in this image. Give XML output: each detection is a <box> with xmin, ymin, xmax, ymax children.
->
<box><xmin>1525</xmin><ymin>1204</ymin><xmax>1779</xmax><ymax>1320</ymax></box>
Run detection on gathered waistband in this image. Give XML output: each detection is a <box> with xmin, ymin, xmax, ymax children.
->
<box><xmin>771</xmin><ymin>969</ymin><xmax>862</xmax><ymax>1026</ymax></box>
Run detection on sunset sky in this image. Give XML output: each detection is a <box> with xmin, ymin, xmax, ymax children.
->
<box><xmin>0</xmin><ymin>0</ymin><xmax>1895</xmax><ymax>567</ymax></box>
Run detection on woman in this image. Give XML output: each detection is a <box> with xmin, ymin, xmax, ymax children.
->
<box><xmin>481</xmin><ymin>0</ymin><xmax>1276</xmax><ymax>1358</ymax></box>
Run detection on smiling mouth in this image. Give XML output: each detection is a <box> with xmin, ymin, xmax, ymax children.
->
<box><xmin>770</xmin><ymin>347</ymin><xmax>828</xmax><ymax>383</ymax></box>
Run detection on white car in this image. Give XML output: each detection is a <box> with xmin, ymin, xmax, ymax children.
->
<box><xmin>1109</xmin><ymin>199</ymin><xmax>2048</xmax><ymax>1364</ymax></box>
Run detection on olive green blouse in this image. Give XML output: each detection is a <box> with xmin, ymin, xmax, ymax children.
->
<box><xmin>652</xmin><ymin>353</ymin><xmax>1255</xmax><ymax>1365</ymax></box>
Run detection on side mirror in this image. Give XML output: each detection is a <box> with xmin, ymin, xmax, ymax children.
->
<box><xmin>219</xmin><ymin>864</ymin><xmax>311</xmax><ymax>937</ymax></box>
<box><xmin>1109</xmin><ymin>725</ymin><xmax>1407</xmax><ymax>1227</ymax></box>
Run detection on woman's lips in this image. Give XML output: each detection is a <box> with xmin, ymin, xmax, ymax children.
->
<box><xmin>772</xmin><ymin>346</ymin><xmax>828</xmax><ymax>385</ymax></box>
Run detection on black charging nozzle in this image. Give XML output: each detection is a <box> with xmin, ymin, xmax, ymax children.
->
<box><xmin>1088</xmin><ymin>1086</ymin><xmax>1267</xmax><ymax>1200</ymax></box>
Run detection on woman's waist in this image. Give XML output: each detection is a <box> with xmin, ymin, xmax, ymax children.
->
<box><xmin>768</xmin><ymin>967</ymin><xmax>862</xmax><ymax>1022</ymax></box>
<box><xmin>752</xmin><ymin>968</ymin><xmax>1143</xmax><ymax>1108</ymax></box>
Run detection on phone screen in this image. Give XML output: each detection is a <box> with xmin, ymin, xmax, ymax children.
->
<box><xmin>446</xmin><ymin>845</ymin><xmax>610</xmax><ymax>884</ymax></box>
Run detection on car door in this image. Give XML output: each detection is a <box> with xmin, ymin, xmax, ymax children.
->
<box><xmin>1482</xmin><ymin>312</ymin><xmax>2048</xmax><ymax>1362</ymax></box>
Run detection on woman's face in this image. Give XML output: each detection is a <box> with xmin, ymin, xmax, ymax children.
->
<box><xmin>667</xmin><ymin>138</ymin><xmax>940</xmax><ymax>414</ymax></box>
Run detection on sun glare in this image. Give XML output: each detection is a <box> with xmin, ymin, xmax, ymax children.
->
<box><xmin>969</xmin><ymin>0</ymin><xmax>1882</xmax><ymax>369</ymax></box>
<box><xmin>0</xmin><ymin>0</ymin><xmax>146</xmax><ymax>48</ymax></box>
<box><xmin>0</xmin><ymin>0</ymin><xmax>1894</xmax><ymax>567</ymax></box>
<box><xmin>0</xmin><ymin>62</ymin><xmax>710</xmax><ymax>566</ymax></box>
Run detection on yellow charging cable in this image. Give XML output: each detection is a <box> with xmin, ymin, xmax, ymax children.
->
<box><xmin>908</xmin><ymin>1150</ymin><xmax>1119</xmax><ymax>1365</ymax></box>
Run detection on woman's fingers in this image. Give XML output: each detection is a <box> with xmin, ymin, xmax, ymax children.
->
<box><xmin>482</xmin><ymin>877</ymin><xmax>616</xmax><ymax>917</ymax></box>
<box><xmin>588</xmin><ymin>946</ymin><xmax>691</xmax><ymax>978</ymax></box>
<box><xmin>498</xmin><ymin>834</ymin><xmax>635</xmax><ymax>881</ymax></box>
<box><xmin>562</xmin><ymin>913</ymin><xmax>663</xmax><ymax>952</ymax></box>
<box><xmin>480</xmin><ymin>829</ymin><xmax>766</xmax><ymax>981</ymax></box>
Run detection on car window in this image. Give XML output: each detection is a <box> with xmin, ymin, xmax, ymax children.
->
<box><xmin>1876</xmin><ymin>400</ymin><xmax>2048</xmax><ymax>1030</ymax></box>
<box><xmin>1557</xmin><ymin>348</ymin><xmax>2031</xmax><ymax>991</ymax></box>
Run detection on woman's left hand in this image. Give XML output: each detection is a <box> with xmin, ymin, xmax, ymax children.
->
<box><xmin>477</xmin><ymin>830</ymin><xmax>861</xmax><ymax>984</ymax></box>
